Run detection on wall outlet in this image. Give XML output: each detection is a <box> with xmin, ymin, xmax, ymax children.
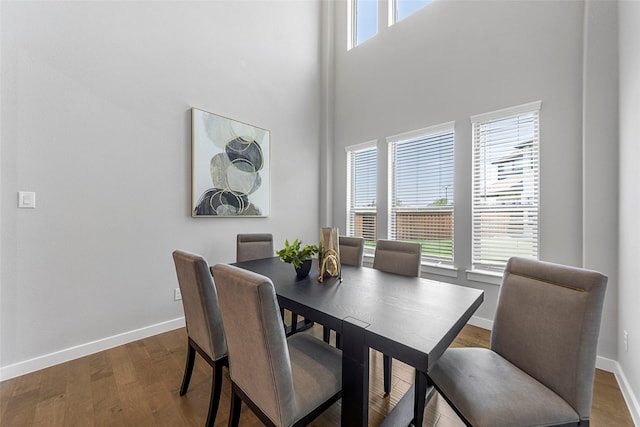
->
<box><xmin>174</xmin><ymin>288</ymin><xmax>182</xmax><ymax>301</ymax></box>
<box><xmin>623</xmin><ymin>330</ymin><xmax>628</xmax><ymax>352</ymax></box>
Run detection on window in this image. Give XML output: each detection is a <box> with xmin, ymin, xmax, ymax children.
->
<box><xmin>388</xmin><ymin>123</ymin><xmax>455</xmax><ymax>264</ymax></box>
<box><xmin>391</xmin><ymin>0</ymin><xmax>433</xmax><ymax>24</ymax></box>
<box><xmin>346</xmin><ymin>142</ymin><xmax>377</xmax><ymax>248</ymax></box>
<box><xmin>350</xmin><ymin>0</ymin><xmax>433</xmax><ymax>48</ymax></box>
<box><xmin>350</xmin><ymin>0</ymin><xmax>378</xmax><ymax>49</ymax></box>
<box><xmin>471</xmin><ymin>101</ymin><xmax>541</xmax><ymax>272</ymax></box>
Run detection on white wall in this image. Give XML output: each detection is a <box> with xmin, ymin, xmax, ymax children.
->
<box><xmin>582</xmin><ymin>0</ymin><xmax>620</xmax><ymax>371</ymax></box>
<box><xmin>329</xmin><ymin>0</ymin><xmax>619</xmax><ymax>359</ymax></box>
<box><xmin>0</xmin><ymin>0</ymin><xmax>323</xmax><ymax>376</ymax></box>
<box><xmin>618</xmin><ymin>0</ymin><xmax>640</xmax><ymax>422</ymax></box>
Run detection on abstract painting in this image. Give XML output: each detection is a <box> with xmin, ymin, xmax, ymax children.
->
<box><xmin>191</xmin><ymin>108</ymin><xmax>270</xmax><ymax>217</ymax></box>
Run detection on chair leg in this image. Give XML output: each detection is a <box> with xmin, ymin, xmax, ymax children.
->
<box><xmin>383</xmin><ymin>354</ymin><xmax>392</xmax><ymax>395</ymax></box>
<box><xmin>323</xmin><ymin>326</ymin><xmax>331</xmax><ymax>343</ymax></box>
<box><xmin>228</xmin><ymin>388</ymin><xmax>242</xmax><ymax>427</ymax></box>
<box><xmin>205</xmin><ymin>361</ymin><xmax>224</xmax><ymax>427</ymax></box>
<box><xmin>180</xmin><ymin>341</ymin><xmax>197</xmax><ymax>396</ymax></box>
<box><xmin>291</xmin><ymin>313</ymin><xmax>299</xmax><ymax>334</ymax></box>
<box><xmin>323</xmin><ymin>328</ymin><xmax>343</xmax><ymax>349</ymax></box>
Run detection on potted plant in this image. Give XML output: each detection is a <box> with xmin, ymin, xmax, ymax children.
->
<box><xmin>277</xmin><ymin>239</ymin><xmax>319</xmax><ymax>278</ymax></box>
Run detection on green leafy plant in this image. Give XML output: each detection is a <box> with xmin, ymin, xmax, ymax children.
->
<box><xmin>276</xmin><ymin>239</ymin><xmax>319</xmax><ymax>269</ymax></box>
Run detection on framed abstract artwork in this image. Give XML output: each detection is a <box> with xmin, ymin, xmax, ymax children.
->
<box><xmin>191</xmin><ymin>108</ymin><xmax>270</xmax><ymax>217</ymax></box>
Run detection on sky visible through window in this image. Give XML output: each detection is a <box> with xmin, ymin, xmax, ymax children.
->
<box><xmin>355</xmin><ymin>0</ymin><xmax>377</xmax><ymax>46</ymax></box>
<box><xmin>355</xmin><ymin>0</ymin><xmax>432</xmax><ymax>47</ymax></box>
<box><xmin>396</xmin><ymin>0</ymin><xmax>432</xmax><ymax>22</ymax></box>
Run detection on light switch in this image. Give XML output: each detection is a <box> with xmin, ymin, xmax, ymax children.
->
<box><xmin>18</xmin><ymin>191</ymin><xmax>36</xmax><ymax>208</ymax></box>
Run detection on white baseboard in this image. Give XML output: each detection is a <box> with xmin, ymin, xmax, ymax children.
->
<box><xmin>468</xmin><ymin>315</ymin><xmax>494</xmax><ymax>331</ymax></box>
<box><xmin>595</xmin><ymin>354</ymin><xmax>618</xmax><ymax>373</ymax></box>
<box><xmin>594</xmin><ymin>355</ymin><xmax>639</xmax><ymax>424</ymax></box>
<box><xmin>611</xmin><ymin>360</ymin><xmax>640</xmax><ymax>427</ymax></box>
<box><xmin>0</xmin><ymin>317</ymin><xmax>185</xmax><ymax>382</ymax></box>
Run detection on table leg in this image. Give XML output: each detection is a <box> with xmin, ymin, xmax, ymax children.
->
<box><xmin>379</xmin><ymin>371</ymin><xmax>436</xmax><ymax>426</ymax></box>
<box><xmin>413</xmin><ymin>370</ymin><xmax>434</xmax><ymax>427</ymax></box>
<box><xmin>341</xmin><ymin>317</ymin><xmax>370</xmax><ymax>427</ymax></box>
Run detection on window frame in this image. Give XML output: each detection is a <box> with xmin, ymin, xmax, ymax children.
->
<box><xmin>349</xmin><ymin>0</ymin><xmax>378</xmax><ymax>49</ymax></box>
<box><xmin>386</xmin><ymin>121</ymin><xmax>456</xmax><ymax>267</ymax></box>
<box><xmin>470</xmin><ymin>101</ymin><xmax>542</xmax><ymax>275</ymax></box>
<box><xmin>388</xmin><ymin>0</ymin><xmax>433</xmax><ymax>26</ymax></box>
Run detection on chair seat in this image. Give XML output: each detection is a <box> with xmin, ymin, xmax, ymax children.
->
<box><xmin>288</xmin><ymin>333</ymin><xmax>342</xmax><ymax>424</ymax></box>
<box><xmin>430</xmin><ymin>347</ymin><xmax>580</xmax><ymax>427</ymax></box>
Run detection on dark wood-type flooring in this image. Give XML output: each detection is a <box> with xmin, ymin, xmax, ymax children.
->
<box><xmin>1</xmin><ymin>324</ymin><xmax>634</xmax><ymax>426</ymax></box>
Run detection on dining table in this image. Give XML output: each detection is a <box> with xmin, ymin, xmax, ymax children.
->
<box><xmin>232</xmin><ymin>256</ymin><xmax>484</xmax><ymax>427</ymax></box>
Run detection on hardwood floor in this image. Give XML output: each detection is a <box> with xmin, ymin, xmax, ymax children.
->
<box><xmin>0</xmin><ymin>324</ymin><xmax>634</xmax><ymax>426</ymax></box>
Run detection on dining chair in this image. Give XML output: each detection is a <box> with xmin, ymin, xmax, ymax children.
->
<box><xmin>373</xmin><ymin>238</ymin><xmax>422</xmax><ymax>277</ymax></box>
<box><xmin>172</xmin><ymin>250</ymin><xmax>228</xmax><ymax>427</ymax></box>
<box><xmin>211</xmin><ymin>263</ymin><xmax>342</xmax><ymax>427</ymax></box>
<box><xmin>236</xmin><ymin>233</ymin><xmax>274</xmax><ymax>262</ymax></box>
<box><xmin>429</xmin><ymin>257</ymin><xmax>607</xmax><ymax>427</ymax></box>
<box><xmin>322</xmin><ymin>236</ymin><xmax>366</xmax><ymax>347</ymax></box>
<box><xmin>372</xmin><ymin>239</ymin><xmax>422</xmax><ymax>396</ymax></box>
<box><xmin>236</xmin><ymin>233</ymin><xmax>312</xmax><ymax>336</ymax></box>
<box><xmin>339</xmin><ymin>235</ymin><xmax>364</xmax><ymax>267</ymax></box>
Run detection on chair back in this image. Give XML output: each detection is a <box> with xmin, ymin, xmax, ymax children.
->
<box><xmin>339</xmin><ymin>236</ymin><xmax>364</xmax><ymax>267</ymax></box>
<box><xmin>172</xmin><ymin>250</ymin><xmax>227</xmax><ymax>361</ymax></box>
<box><xmin>491</xmin><ymin>257</ymin><xmax>607</xmax><ymax>421</ymax></box>
<box><xmin>373</xmin><ymin>239</ymin><xmax>421</xmax><ymax>277</ymax></box>
<box><xmin>236</xmin><ymin>233</ymin><xmax>274</xmax><ymax>262</ymax></box>
<box><xmin>211</xmin><ymin>263</ymin><xmax>297</xmax><ymax>426</ymax></box>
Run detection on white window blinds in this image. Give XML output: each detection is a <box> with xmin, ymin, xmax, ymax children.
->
<box><xmin>346</xmin><ymin>143</ymin><xmax>377</xmax><ymax>246</ymax></box>
<box><xmin>388</xmin><ymin>123</ymin><xmax>455</xmax><ymax>264</ymax></box>
<box><xmin>471</xmin><ymin>102</ymin><xmax>541</xmax><ymax>272</ymax></box>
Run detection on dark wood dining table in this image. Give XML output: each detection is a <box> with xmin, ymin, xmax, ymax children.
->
<box><xmin>232</xmin><ymin>257</ymin><xmax>484</xmax><ymax>427</ymax></box>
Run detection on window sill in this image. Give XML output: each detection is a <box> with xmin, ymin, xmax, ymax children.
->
<box><xmin>466</xmin><ymin>269</ymin><xmax>503</xmax><ymax>286</ymax></box>
<box><xmin>421</xmin><ymin>262</ymin><xmax>458</xmax><ymax>278</ymax></box>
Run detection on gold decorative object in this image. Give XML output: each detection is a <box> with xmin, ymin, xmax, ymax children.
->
<box><xmin>318</xmin><ymin>227</ymin><xmax>341</xmax><ymax>282</ymax></box>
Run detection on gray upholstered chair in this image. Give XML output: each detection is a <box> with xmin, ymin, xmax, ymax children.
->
<box><xmin>373</xmin><ymin>239</ymin><xmax>422</xmax><ymax>277</ymax></box>
<box><xmin>429</xmin><ymin>257</ymin><xmax>608</xmax><ymax>427</ymax></box>
<box><xmin>172</xmin><ymin>250</ymin><xmax>228</xmax><ymax>427</ymax></box>
<box><xmin>373</xmin><ymin>239</ymin><xmax>422</xmax><ymax>395</ymax></box>
<box><xmin>339</xmin><ymin>235</ymin><xmax>365</xmax><ymax>267</ymax></box>
<box><xmin>237</xmin><ymin>232</ymin><xmax>285</xmax><ymax>322</ymax></box>
<box><xmin>322</xmin><ymin>236</ymin><xmax>366</xmax><ymax>346</ymax></box>
<box><xmin>211</xmin><ymin>263</ymin><xmax>342</xmax><ymax>427</ymax></box>
<box><xmin>236</xmin><ymin>233</ymin><xmax>274</xmax><ymax>262</ymax></box>
<box><xmin>236</xmin><ymin>233</ymin><xmax>311</xmax><ymax>336</ymax></box>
